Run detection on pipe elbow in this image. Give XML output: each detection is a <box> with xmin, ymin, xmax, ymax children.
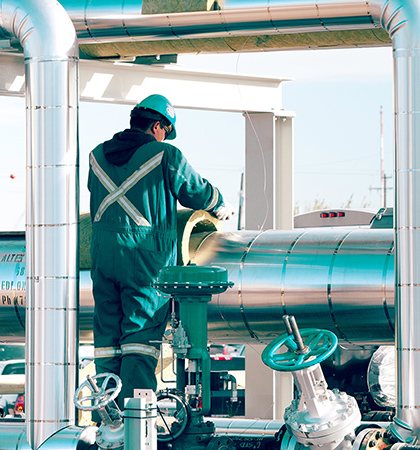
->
<box><xmin>375</xmin><ymin>0</ymin><xmax>420</xmax><ymax>45</ymax></box>
<box><xmin>1</xmin><ymin>0</ymin><xmax>78</xmax><ymax>59</ymax></box>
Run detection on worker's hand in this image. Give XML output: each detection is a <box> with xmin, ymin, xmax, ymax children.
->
<box><xmin>214</xmin><ymin>201</ymin><xmax>237</xmax><ymax>221</ymax></box>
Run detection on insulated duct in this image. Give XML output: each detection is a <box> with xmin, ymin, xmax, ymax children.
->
<box><xmin>61</xmin><ymin>0</ymin><xmax>385</xmax><ymax>41</ymax></box>
<box><xmin>57</xmin><ymin>0</ymin><xmax>391</xmax><ymax>58</ymax></box>
<box><xmin>0</xmin><ymin>1</ymin><xmax>79</xmax><ymax>449</ymax></box>
<box><xmin>194</xmin><ymin>228</ymin><xmax>395</xmax><ymax>345</ymax></box>
<box><xmin>0</xmin><ymin>227</ymin><xmax>395</xmax><ymax>345</ymax></box>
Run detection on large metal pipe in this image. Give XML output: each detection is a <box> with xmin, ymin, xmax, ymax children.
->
<box><xmin>0</xmin><ymin>423</ymin><xmax>96</xmax><ymax>450</ymax></box>
<box><xmin>194</xmin><ymin>228</ymin><xmax>395</xmax><ymax>344</ymax></box>
<box><xmin>56</xmin><ymin>0</ymin><xmax>390</xmax><ymax>57</ymax></box>
<box><xmin>385</xmin><ymin>0</ymin><xmax>420</xmax><ymax>441</ymax></box>
<box><xmin>0</xmin><ymin>1</ymin><xmax>79</xmax><ymax>449</ymax></box>
<box><xmin>0</xmin><ymin>228</ymin><xmax>395</xmax><ymax>345</ymax></box>
<box><xmin>59</xmin><ymin>0</ymin><xmax>382</xmax><ymax>43</ymax></box>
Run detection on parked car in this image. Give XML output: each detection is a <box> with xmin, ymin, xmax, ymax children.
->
<box><xmin>0</xmin><ymin>359</ymin><xmax>25</xmax><ymax>417</ymax></box>
<box><xmin>0</xmin><ymin>346</ymin><xmax>94</xmax><ymax>419</ymax></box>
<box><xmin>14</xmin><ymin>394</ymin><xmax>24</xmax><ymax>416</ymax></box>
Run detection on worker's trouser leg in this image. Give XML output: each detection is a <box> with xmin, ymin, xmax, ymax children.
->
<box><xmin>116</xmin><ymin>321</ymin><xmax>167</xmax><ymax>408</ymax></box>
<box><xmin>91</xmin><ymin>239</ymin><xmax>123</xmax><ymax>372</ymax></box>
<box><xmin>91</xmin><ymin>255</ymin><xmax>123</xmax><ymax>422</ymax></box>
<box><xmin>90</xmin><ymin>229</ymin><xmax>173</xmax><ymax>412</ymax></box>
<box><xmin>118</xmin><ymin>353</ymin><xmax>159</xmax><ymax>408</ymax></box>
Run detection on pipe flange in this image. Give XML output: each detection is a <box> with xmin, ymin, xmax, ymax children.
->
<box><xmin>285</xmin><ymin>390</ymin><xmax>361</xmax><ymax>448</ymax></box>
<box><xmin>206</xmin><ymin>435</ymin><xmax>236</xmax><ymax>450</ymax></box>
<box><xmin>356</xmin><ymin>429</ymin><xmax>392</xmax><ymax>450</ymax></box>
<box><xmin>96</xmin><ymin>423</ymin><xmax>124</xmax><ymax>450</ymax></box>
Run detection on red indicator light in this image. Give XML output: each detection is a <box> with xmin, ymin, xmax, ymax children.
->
<box><xmin>211</xmin><ymin>355</ymin><xmax>233</xmax><ymax>361</ymax></box>
<box><xmin>330</xmin><ymin>212</ymin><xmax>338</xmax><ymax>218</ymax></box>
<box><xmin>338</xmin><ymin>212</ymin><xmax>346</xmax><ymax>217</ymax></box>
<box><xmin>320</xmin><ymin>212</ymin><xmax>329</xmax><ymax>218</ymax></box>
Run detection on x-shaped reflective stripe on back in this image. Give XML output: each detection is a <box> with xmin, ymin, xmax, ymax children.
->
<box><xmin>90</xmin><ymin>151</ymin><xmax>164</xmax><ymax>226</ymax></box>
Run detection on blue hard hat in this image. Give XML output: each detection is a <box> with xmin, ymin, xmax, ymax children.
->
<box><xmin>131</xmin><ymin>94</ymin><xmax>177</xmax><ymax>140</ymax></box>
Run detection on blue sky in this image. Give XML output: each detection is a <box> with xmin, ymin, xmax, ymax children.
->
<box><xmin>176</xmin><ymin>47</ymin><xmax>394</xmax><ymax>214</ymax></box>
<box><xmin>0</xmin><ymin>46</ymin><xmax>393</xmax><ymax>231</ymax></box>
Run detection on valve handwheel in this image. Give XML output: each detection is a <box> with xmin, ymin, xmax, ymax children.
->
<box><xmin>156</xmin><ymin>389</ymin><xmax>191</xmax><ymax>442</ymax></box>
<box><xmin>74</xmin><ymin>373</ymin><xmax>122</xmax><ymax>411</ymax></box>
<box><xmin>262</xmin><ymin>328</ymin><xmax>338</xmax><ymax>372</ymax></box>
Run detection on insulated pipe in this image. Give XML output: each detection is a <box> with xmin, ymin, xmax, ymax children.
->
<box><xmin>59</xmin><ymin>0</ymin><xmax>382</xmax><ymax>44</ymax></box>
<box><xmin>193</xmin><ymin>228</ymin><xmax>395</xmax><ymax>345</ymax></box>
<box><xmin>0</xmin><ymin>228</ymin><xmax>395</xmax><ymax>345</ymax></box>
<box><xmin>210</xmin><ymin>418</ymin><xmax>284</xmax><ymax>435</ymax></box>
<box><xmin>0</xmin><ymin>1</ymin><xmax>79</xmax><ymax>449</ymax></box>
<box><xmin>385</xmin><ymin>0</ymin><xmax>420</xmax><ymax>441</ymax></box>
<box><xmin>0</xmin><ymin>424</ymin><xmax>96</xmax><ymax>450</ymax></box>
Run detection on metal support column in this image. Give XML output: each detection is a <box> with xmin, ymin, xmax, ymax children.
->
<box><xmin>245</xmin><ymin>345</ymin><xmax>273</xmax><ymax>420</ymax></box>
<box><xmin>244</xmin><ymin>112</ymin><xmax>294</xmax><ymax>420</ymax></box>
<box><xmin>244</xmin><ymin>112</ymin><xmax>275</xmax><ymax>230</ymax></box>
<box><xmin>274</xmin><ymin>114</ymin><xmax>294</xmax><ymax>230</ymax></box>
<box><xmin>244</xmin><ymin>112</ymin><xmax>294</xmax><ymax>230</ymax></box>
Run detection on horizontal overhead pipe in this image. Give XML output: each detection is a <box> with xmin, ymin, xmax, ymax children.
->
<box><xmin>57</xmin><ymin>0</ymin><xmax>391</xmax><ymax>57</ymax></box>
<box><xmin>59</xmin><ymin>0</ymin><xmax>382</xmax><ymax>43</ymax></box>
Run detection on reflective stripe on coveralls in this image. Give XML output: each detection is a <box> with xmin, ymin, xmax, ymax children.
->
<box><xmin>94</xmin><ymin>346</ymin><xmax>122</xmax><ymax>358</ymax></box>
<box><xmin>121</xmin><ymin>343</ymin><xmax>160</xmax><ymax>360</ymax></box>
<box><xmin>90</xmin><ymin>151</ymin><xmax>164</xmax><ymax>226</ymax></box>
<box><xmin>204</xmin><ymin>186</ymin><xmax>220</xmax><ymax>211</ymax></box>
<box><xmin>95</xmin><ymin>344</ymin><xmax>160</xmax><ymax>360</ymax></box>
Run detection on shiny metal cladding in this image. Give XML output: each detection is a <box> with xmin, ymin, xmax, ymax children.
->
<box><xmin>193</xmin><ymin>229</ymin><xmax>395</xmax><ymax>345</ymax></box>
<box><xmin>0</xmin><ymin>228</ymin><xmax>396</xmax><ymax>345</ymax></box>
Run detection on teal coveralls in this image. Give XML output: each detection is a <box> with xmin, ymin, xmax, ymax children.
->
<box><xmin>88</xmin><ymin>130</ymin><xmax>224</xmax><ymax>406</ymax></box>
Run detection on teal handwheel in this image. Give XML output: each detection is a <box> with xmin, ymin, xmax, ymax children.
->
<box><xmin>261</xmin><ymin>328</ymin><xmax>338</xmax><ymax>372</ymax></box>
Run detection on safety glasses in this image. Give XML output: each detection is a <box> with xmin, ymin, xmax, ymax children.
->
<box><xmin>161</xmin><ymin>123</ymin><xmax>172</xmax><ymax>140</ymax></box>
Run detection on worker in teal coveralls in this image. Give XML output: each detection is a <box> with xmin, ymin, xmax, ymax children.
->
<box><xmin>88</xmin><ymin>94</ymin><xmax>235</xmax><ymax>407</ymax></box>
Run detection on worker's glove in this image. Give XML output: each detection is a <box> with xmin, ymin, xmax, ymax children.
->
<box><xmin>214</xmin><ymin>201</ymin><xmax>237</xmax><ymax>221</ymax></box>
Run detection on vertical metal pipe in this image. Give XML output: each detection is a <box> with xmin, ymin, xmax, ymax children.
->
<box><xmin>0</xmin><ymin>1</ymin><xmax>79</xmax><ymax>449</ymax></box>
<box><xmin>384</xmin><ymin>0</ymin><xmax>420</xmax><ymax>441</ymax></box>
<box><xmin>380</xmin><ymin>106</ymin><xmax>385</xmax><ymax>208</ymax></box>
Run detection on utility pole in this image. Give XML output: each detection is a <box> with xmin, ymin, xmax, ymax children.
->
<box><xmin>370</xmin><ymin>106</ymin><xmax>392</xmax><ymax>208</ymax></box>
